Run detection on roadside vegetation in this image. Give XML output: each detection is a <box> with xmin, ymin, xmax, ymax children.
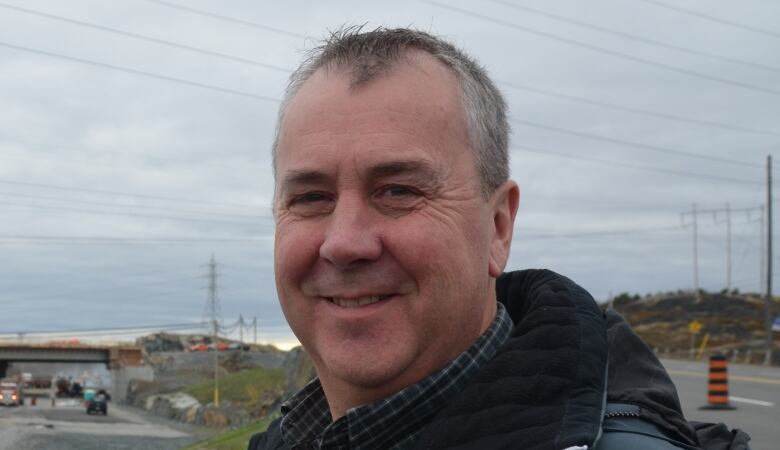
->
<box><xmin>182</xmin><ymin>416</ymin><xmax>276</xmax><ymax>450</ymax></box>
<box><xmin>182</xmin><ymin>367</ymin><xmax>286</xmax><ymax>409</ymax></box>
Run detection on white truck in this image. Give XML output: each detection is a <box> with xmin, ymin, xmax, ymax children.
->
<box><xmin>0</xmin><ymin>380</ymin><xmax>23</xmax><ymax>406</ymax></box>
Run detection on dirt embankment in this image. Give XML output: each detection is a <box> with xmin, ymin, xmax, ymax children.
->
<box><xmin>122</xmin><ymin>334</ymin><xmax>315</xmax><ymax>429</ymax></box>
<box><xmin>613</xmin><ymin>291</ymin><xmax>779</xmax><ymax>364</ymax></box>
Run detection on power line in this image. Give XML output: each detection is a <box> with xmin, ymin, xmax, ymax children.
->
<box><xmin>6</xmin><ymin>289</ymin><xmax>197</xmax><ymax>312</ymax></box>
<box><xmin>5</xmin><ymin>266</ymin><xmax>201</xmax><ymax>295</ymax></box>
<box><xmin>6</xmin><ymin>0</ymin><xmax>780</xmax><ymax>148</ymax></box>
<box><xmin>638</xmin><ymin>0</ymin><xmax>780</xmax><ymax>40</ymax></box>
<box><xmin>0</xmin><ymin>179</ymin><xmax>261</xmax><ymax>210</ymax></box>
<box><xmin>138</xmin><ymin>0</ymin><xmax>780</xmax><ymax>139</ymax></box>
<box><xmin>4</xmin><ymin>6</ymin><xmax>775</xmax><ymax>167</ymax></box>
<box><xmin>0</xmin><ymin>200</ymin><xmax>270</xmax><ymax>226</ymax></box>
<box><xmin>0</xmin><ymin>321</ymin><xmax>207</xmax><ymax>336</ymax></box>
<box><xmin>0</xmin><ymin>137</ymin><xmax>267</xmax><ymax>172</ymax></box>
<box><xmin>0</xmin><ymin>3</ymin><xmax>292</xmax><ymax>74</ymax></box>
<box><xmin>515</xmin><ymin>145</ymin><xmax>760</xmax><ymax>185</ymax></box>
<box><xmin>0</xmin><ymin>191</ymin><xmax>270</xmax><ymax>220</ymax></box>
<box><xmin>142</xmin><ymin>0</ymin><xmax>308</xmax><ymax>40</ymax></box>
<box><xmin>499</xmin><ymin>82</ymin><xmax>780</xmax><ymax>138</ymax></box>
<box><xmin>523</xmin><ymin>225</ymin><xmax>682</xmax><ymax>239</ymax></box>
<box><xmin>488</xmin><ymin>0</ymin><xmax>780</xmax><ymax>74</ymax></box>
<box><xmin>0</xmin><ymin>41</ymin><xmax>281</xmax><ymax>103</ymax></box>
<box><xmin>0</xmin><ymin>234</ymin><xmax>267</xmax><ymax>245</ymax></box>
<box><xmin>6</xmin><ymin>275</ymin><xmax>200</xmax><ymax>304</ymax></box>
<box><xmin>421</xmin><ymin>0</ymin><xmax>780</xmax><ymax>97</ymax></box>
<box><xmin>513</xmin><ymin>119</ymin><xmax>762</xmax><ymax>169</ymax></box>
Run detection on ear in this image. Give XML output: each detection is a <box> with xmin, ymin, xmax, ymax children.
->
<box><xmin>488</xmin><ymin>180</ymin><xmax>520</xmax><ymax>278</ymax></box>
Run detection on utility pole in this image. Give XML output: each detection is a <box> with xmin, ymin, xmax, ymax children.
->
<box><xmin>681</xmin><ymin>203</ymin><xmax>700</xmax><ymax>293</ymax></box>
<box><xmin>685</xmin><ymin>204</ymin><xmax>762</xmax><ymax>294</ymax></box>
<box><xmin>726</xmin><ymin>203</ymin><xmax>732</xmax><ymax>291</ymax></box>
<box><xmin>239</xmin><ymin>314</ymin><xmax>244</xmax><ymax>352</ymax></box>
<box><xmin>253</xmin><ymin>316</ymin><xmax>257</xmax><ymax>345</ymax></box>
<box><xmin>765</xmin><ymin>156</ymin><xmax>774</xmax><ymax>366</ymax></box>
<box><xmin>694</xmin><ymin>203</ymin><xmax>699</xmax><ymax>294</ymax></box>
<box><xmin>760</xmin><ymin>206</ymin><xmax>766</xmax><ymax>297</ymax></box>
<box><xmin>206</xmin><ymin>254</ymin><xmax>221</xmax><ymax>405</ymax></box>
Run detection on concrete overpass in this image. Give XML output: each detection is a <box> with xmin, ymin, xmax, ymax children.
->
<box><xmin>0</xmin><ymin>344</ymin><xmax>152</xmax><ymax>402</ymax></box>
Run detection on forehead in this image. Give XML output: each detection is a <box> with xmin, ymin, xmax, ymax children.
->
<box><xmin>275</xmin><ymin>53</ymin><xmax>471</xmax><ymax>177</ymax></box>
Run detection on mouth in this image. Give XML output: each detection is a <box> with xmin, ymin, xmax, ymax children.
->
<box><xmin>326</xmin><ymin>294</ymin><xmax>394</xmax><ymax>308</ymax></box>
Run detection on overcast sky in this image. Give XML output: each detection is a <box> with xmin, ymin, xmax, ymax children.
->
<box><xmin>1</xmin><ymin>0</ymin><xmax>778</xmax><ymax>348</ymax></box>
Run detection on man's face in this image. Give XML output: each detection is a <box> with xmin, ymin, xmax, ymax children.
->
<box><xmin>274</xmin><ymin>54</ymin><xmax>512</xmax><ymax>398</ymax></box>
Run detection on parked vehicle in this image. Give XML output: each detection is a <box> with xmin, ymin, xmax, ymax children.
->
<box><xmin>187</xmin><ymin>343</ymin><xmax>208</xmax><ymax>352</ymax></box>
<box><xmin>0</xmin><ymin>381</ymin><xmax>23</xmax><ymax>406</ymax></box>
<box><xmin>86</xmin><ymin>392</ymin><xmax>108</xmax><ymax>415</ymax></box>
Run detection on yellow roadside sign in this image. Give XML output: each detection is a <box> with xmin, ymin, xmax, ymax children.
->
<box><xmin>688</xmin><ymin>320</ymin><xmax>703</xmax><ymax>334</ymax></box>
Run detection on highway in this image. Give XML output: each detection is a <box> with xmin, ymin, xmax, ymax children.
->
<box><xmin>0</xmin><ymin>397</ymin><xmax>201</xmax><ymax>450</ymax></box>
<box><xmin>662</xmin><ymin>359</ymin><xmax>780</xmax><ymax>450</ymax></box>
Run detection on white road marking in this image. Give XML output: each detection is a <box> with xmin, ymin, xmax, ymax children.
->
<box><xmin>729</xmin><ymin>396</ymin><xmax>775</xmax><ymax>407</ymax></box>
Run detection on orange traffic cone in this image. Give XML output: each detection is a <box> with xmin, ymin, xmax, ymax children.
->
<box><xmin>699</xmin><ymin>354</ymin><xmax>736</xmax><ymax>410</ymax></box>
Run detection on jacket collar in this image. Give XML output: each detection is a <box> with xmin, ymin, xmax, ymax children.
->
<box><xmin>415</xmin><ymin>269</ymin><xmax>608</xmax><ymax>450</ymax></box>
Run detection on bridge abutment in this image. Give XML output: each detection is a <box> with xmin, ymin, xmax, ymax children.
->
<box><xmin>111</xmin><ymin>365</ymin><xmax>154</xmax><ymax>403</ymax></box>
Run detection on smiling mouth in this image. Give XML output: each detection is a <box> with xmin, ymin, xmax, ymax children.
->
<box><xmin>327</xmin><ymin>295</ymin><xmax>393</xmax><ymax>308</ymax></box>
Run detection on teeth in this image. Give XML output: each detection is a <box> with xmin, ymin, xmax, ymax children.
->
<box><xmin>331</xmin><ymin>295</ymin><xmax>383</xmax><ymax>308</ymax></box>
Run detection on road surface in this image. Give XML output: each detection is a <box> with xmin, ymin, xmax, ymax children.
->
<box><xmin>662</xmin><ymin>358</ymin><xmax>780</xmax><ymax>450</ymax></box>
<box><xmin>0</xmin><ymin>397</ymin><xmax>202</xmax><ymax>450</ymax></box>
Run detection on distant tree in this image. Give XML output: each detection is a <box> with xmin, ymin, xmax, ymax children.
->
<box><xmin>613</xmin><ymin>292</ymin><xmax>639</xmax><ymax>307</ymax></box>
<box><xmin>730</xmin><ymin>288</ymin><xmax>740</xmax><ymax>295</ymax></box>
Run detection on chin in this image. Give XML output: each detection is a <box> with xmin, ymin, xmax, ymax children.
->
<box><xmin>318</xmin><ymin>341</ymin><xmax>417</xmax><ymax>391</ymax></box>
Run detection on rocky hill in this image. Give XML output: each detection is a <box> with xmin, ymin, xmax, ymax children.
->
<box><xmin>612</xmin><ymin>290</ymin><xmax>779</xmax><ymax>365</ymax></box>
<box><xmin>122</xmin><ymin>332</ymin><xmax>315</xmax><ymax>429</ymax></box>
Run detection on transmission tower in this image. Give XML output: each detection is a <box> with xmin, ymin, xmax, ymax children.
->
<box><xmin>204</xmin><ymin>254</ymin><xmax>222</xmax><ymax>405</ymax></box>
<box><xmin>683</xmin><ymin>203</ymin><xmax>762</xmax><ymax>293</ymax></box>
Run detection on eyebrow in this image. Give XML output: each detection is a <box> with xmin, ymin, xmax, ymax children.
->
<box><xmin>279</xmin><ymin>159</ymin><xmax>442</xmax><ymax>192</ymax></box>
<box><xmin>280</xmin><ymin>170</ymin><xmax>332</xmax><ymax>190</ymax></box>
<box><xmin>365</xmin><ymin>160</ymin><xmax>440</xmax><ymax>182</ymax></box>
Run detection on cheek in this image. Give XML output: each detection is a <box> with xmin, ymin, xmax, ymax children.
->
<box><xmin>394</xmin><ymin>207</ymin><xmax>490</xmax><ymax>270</ymax></box>
<box><xmin>274</xmin><ymin>222</ymin><xmax>322</xmax><ymax>293</ymax></box>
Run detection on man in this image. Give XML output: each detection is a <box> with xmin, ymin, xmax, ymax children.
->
<box><xmin>251</xmin><ymin>27</ymin><xmax>750</xmax><ymax>450</ymax></box>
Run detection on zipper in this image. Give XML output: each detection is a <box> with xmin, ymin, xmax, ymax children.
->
<box><xmin>603</xmin><ymin>410</ymin><xmax>641</xmax><ymax>419</ymax></box>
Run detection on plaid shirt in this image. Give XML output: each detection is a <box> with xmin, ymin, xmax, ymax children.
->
<box><xmin>279</xmin><ymin>302</ymin><xmax>512</xmax><ymax>450</ymax></box>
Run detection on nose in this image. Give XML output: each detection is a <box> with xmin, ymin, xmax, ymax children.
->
<box><xmin>319</xmin><ymin>196</ymin><xmax>382</xmax><ymax>269</ymax></box>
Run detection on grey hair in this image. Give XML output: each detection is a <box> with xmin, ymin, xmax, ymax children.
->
<box><xmin>272</xmin><ymin>26</ymin><xmax>509</xmax><ymax>198</ymax></box>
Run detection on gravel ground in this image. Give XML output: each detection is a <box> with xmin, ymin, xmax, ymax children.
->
<box><xmin>0</xmin><ymin>401</ymin><xmax>216</xmax><ymax>450</ymax></box>
<box><xmin>14</xmin><ymin>432</ymin><xmax>199</xmax><ymax>450</ymax></box>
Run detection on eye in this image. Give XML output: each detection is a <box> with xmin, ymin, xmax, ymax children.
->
<box><xmin>287</xmin><ymin>191</ymin><xmax>334</xmax><ymax>216</ymax></box>
<box><xmin>378</xmin><ymin>185</ymin><xmax>418</xmax><ymax>198</ymax></box>
<box><xmin>292</xmin><ymin>192</ymin><xmax>330</xmax><ymax>204</ymax></box>
<box><xmin>373</xmin><ymin>185</ymin><xmax>424</xmax><ymax>214</ymax></box>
